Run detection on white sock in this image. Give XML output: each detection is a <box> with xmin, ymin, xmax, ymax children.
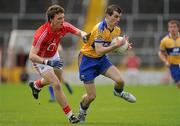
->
<box><xmin>66</xmin><ymin>111</ymin><xmax>73</xmax><ymax>119</ymax></box>
<box><xmin>80</xmin><ymin>105</ymin><xmax>86</xmax><ymax>114</ymax></box>
<box><xmin>33</xmin><ymin>82</ymin><xmax>41</xmax><ymax>90</ymax></box>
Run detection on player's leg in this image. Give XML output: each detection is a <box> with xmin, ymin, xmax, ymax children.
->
<box><xmin>48</xmin><ymin>85</ymin><xmax>56</xmax><ymax>102</ymax></box>
<box><xmin>29</xmin><ymin>63</ymin><xmax>52</xmax><ymax>99</ymax></box>
<box><xmin>33</xmin><ymin>79</ymin><xmax>56</xmax><ymax>102</ymax></box>
<box><xmin>176</xmin><ymin>81</ymin><xmax>180</xmax><ymax>89</ymax></box>
<box><xmin>169</xmin><ymin>65</ymin><xmax>180</xmax><ymax>89</ymax></box>
<box><xmin>64</xmin><ymin>81</ymin><xmax>73</xmax><ymax>94</ymax></box>
<box><xmin>127</xmin><ymin>68</ymin><xmax>140</xmax><ymax>85</ymax></box>
<box><xmin>29</xmin><ymin>78</ymin><xmax>48</xmax><ymax>99</ymax></box>
<box><xmin>55</xmin><ymin>69</ymin><xmax>73</xmax><ymax>94</ymax></box>
<box><xmin>104</xmin><ymin>65</ymin><xmax>136</xmax><ymax>103</ymax></box>
<box><xmin>78</xmin><ymin>83</ymin><xmax>96</xmax><ymax>122</ymax></box>
<box><xmin>41</xmin><ymin>68</ymin><xmax>79</xmax><ymax>123</ymax></box>
<box><xmin>77</xmin><ymin>53</ymin><xmax>97</xmax><ymax>122</ymax></box>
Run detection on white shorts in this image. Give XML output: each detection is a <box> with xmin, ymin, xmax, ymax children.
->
<box><xmin>32</xmin><ymin>52</ymin><xmax>62</xmax><ymax>74</ymax></box>
<box><xmin>127</xmin><ymin>68</ymin><xmax>139</xmax><ymax>77</ymax></box>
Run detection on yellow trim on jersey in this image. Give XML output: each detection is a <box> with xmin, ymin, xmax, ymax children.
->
<box><xmin>81</xmin><ymin>20</ymin><xmax>121</xmax><ymax>58</ymax></box>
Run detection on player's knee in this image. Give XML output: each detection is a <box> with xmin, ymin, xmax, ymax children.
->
<box><xmin>52</xmin><ymin>80</ymin><xmax>61</xmax><ymax>90</ymax></box>
<box><xmin>88</xmin><ymin>94</ymin><xmax>96</xmax><ymax>101</ymax></box>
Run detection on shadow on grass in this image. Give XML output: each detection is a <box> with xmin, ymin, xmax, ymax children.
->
<box><xmin>76</xmin><ymin>121</ymin><xmax>127</xmax><ymax>126</ymax></box>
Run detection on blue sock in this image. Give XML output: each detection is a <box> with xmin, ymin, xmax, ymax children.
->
<box><xmin>48</xmin><ymin>85</ymin><xmax>55</xmax><ymax>101</ymax></box>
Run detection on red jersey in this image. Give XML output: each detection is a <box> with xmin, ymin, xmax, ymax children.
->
<box><xmin>127</xmin><ymin>56</ymin><xmax>140</xmax><ymax>68</ymax></box>
<box><xmin>32</xmin><ymin>21</ymin><xmax>79</xmax><ymax>58</ymax></box>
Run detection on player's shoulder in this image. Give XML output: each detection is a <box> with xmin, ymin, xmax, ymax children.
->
<box><xmin>96</xmin><ymin>20</ymin><xmax>121</xmax><ymax>33</ymax></box>
<box><xmin>90</xmin><ymin>20</ymin><xmax>108</xmax><ymax>34</ymax></box>
<box><xmin>114</xmin><ymin>26</ymin><xmax>121</xmax><ymax>35</ymax></box>
<box><xmin>36</xmin><ymin>22</ymin><xmax>48</xmax><ymax>31</ymax></box>
<box><xmin>97</xmin><ymin>20</ymin><xmax>107</xmax><ymax>32</ymax></box>
<box><xmin>114</xmin><ymin>25</ymin><xmax>121</xmax><ymax>32</ymax></box>
<box><xmin>160</xmin><ymin>34</ymin><xmax>170</xmax><ymax>42</ymax></box>
<box><xmin>34</xmin><ymin>23</ymin><xmax>49</xmax><ymax>39</ymax></box>
<box><xmin>63</xmin><ymin>21</ymin><xmax>74</xmax><ymax>28</ymax></box>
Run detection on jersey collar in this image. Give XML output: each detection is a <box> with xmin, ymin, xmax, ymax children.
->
<box><xmin>103</xmin><ymin>19</ymin><xmax>115</xmax><ymax>32</ymax></box>
<box><xmin>168</xmin><ymin>32</ymin><xmax>180</xmax><ymax>40</ymax></box>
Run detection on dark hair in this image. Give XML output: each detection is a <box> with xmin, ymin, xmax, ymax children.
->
<box><xmin>46</xmin><ymin>5</ymin><xmax>64</xmax><ymax>22</ymax></box>
<box><xmin>105</xmin><ymin>4</ymin><xmax>122</xmax><ymax>16</ymax></box>
<box><xmin>168</xmin><ymin>20</ymin><xmax>180</xmax><ymax>29</ymax></box>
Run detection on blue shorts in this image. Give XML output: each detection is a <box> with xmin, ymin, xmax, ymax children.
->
<box><xmin>78</xmin><ymin>53</ymin><xmax>112</xmax><ymax>83</ymax></box>
<box><xmin>169</xmin><ymin>64</ymin><xmax>180</xmax><ymax>82</ymax></box>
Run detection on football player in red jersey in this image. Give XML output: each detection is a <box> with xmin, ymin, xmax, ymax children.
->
<box><xmin>28</xmin><ymin>4</ymin><xmax>87</xmax><ymax>124</ymax></box>
<box><xmin>48</xmin><ymin>45</ymin><xmax>73</xmax><ymax>103</ymax></box>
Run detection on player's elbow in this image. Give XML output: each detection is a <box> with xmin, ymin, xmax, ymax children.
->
<box><xmin>158</xmin><ymin>51</ymin><xmax>161</xmax><ymax>57</ymax></box>
<box><xmin>158</xmin><ymin>50</ymin><xmax>165</xmax><ymax>58</ymax></box>
<box><xmin>28</xmin><ymin>52</ymin><xmax>34</xmax><ymax>61</ymax></box>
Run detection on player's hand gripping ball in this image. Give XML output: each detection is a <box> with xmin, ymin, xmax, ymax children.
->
<box><xmin>111</xmin><ymin>36</ymin><xmax>129</xmax><ymax>54</ymax></box>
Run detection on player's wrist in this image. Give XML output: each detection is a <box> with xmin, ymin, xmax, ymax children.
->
<box><xmin>82</xmin><ymin>33</ymin><xmax>91</xmax><ymax>43</ymax></box>
<box><xmin>43</xmin><ymin>59</ymin><xmax>48</xmax><ymax>65</ymax></box>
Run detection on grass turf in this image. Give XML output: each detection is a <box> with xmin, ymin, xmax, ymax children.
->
<box><xmin>0</xmin><ymin>83</ymin><xmax>180</xmax><ymax>126</ymax></box>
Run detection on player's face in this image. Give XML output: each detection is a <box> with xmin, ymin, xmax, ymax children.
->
<box><xmin>108</xmin><ymin>11</ymin><xmax>121</xmax><ymax>27</ymax></box>
<box><xmin>168</xmin><ymin>23</ymin><xmax>179</xmax><ymax>35</ymax></box>
<box><xmin>51</xmin><ymin>13</ymin><xmax>65</xmax><ymax>29</ymax></box>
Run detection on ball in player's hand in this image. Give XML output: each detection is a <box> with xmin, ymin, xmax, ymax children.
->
<box><xmin>111</xmin><ymin>36</ymin><xmax>129</xmax><ymax>54</ymax></box>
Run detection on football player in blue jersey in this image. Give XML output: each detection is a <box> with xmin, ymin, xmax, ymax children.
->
<box><xmin>159</xmin><ymin>20</ymin><xmax>180</xmax><ymax>89</ymax></box>
<box><xmin>77</xmin><ymin>4</ymin><xmax>136</xmax><ymax>122</ymax></box>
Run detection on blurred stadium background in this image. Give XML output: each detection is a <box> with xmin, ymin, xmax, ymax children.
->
<box><xmin>0</xmin><ymin>1</ymin><xmax>180</xmax><ymax>126</ymax></box>
<box><xmin>0</xmin><ymin>0</ymin><xmax>180</xmax><ymax>84</ymax></box>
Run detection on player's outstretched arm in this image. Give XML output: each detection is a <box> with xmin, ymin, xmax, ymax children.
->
<box><xmin>75</xmin><ymin>30</ymin><xmax>91</xmax><ymax>43</ymax></box>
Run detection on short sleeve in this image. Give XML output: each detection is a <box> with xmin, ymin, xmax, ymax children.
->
<box><xmin>63</xmin><ymin>22</ymin><xmax>80</xmax><ymax>34</ymax></box>
<box><xmin>159</xmin><ymin>39</ymin><xmax>166</xmax><ymax>51</ymax></box>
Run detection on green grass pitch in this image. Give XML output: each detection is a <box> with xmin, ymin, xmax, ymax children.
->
<box><xmin>0</xmin><ymin>83</ymin><xmax>180</xmax><ymax>126</ymax></box>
